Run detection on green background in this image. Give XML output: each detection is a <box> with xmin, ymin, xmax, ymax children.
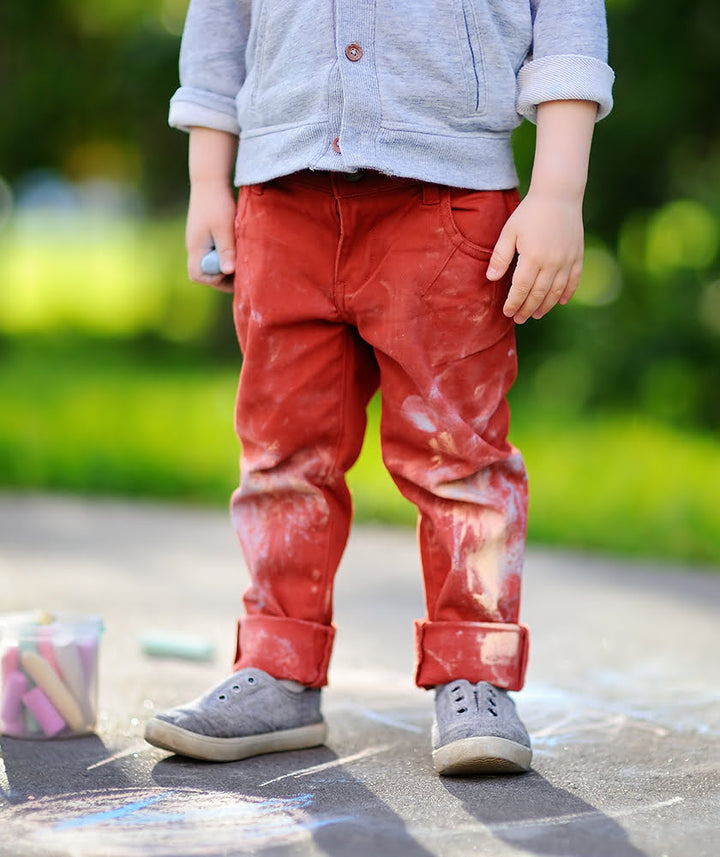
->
<box><xmin>1</xmin><ymin>0</ymin><xmax>719</xmax><ymax>566</ymax></box>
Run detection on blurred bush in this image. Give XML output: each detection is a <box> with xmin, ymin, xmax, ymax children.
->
<box><xmin>1</xmin><ymin>0</ymin><xmax>720</xmax><ymax>431</ymax></box>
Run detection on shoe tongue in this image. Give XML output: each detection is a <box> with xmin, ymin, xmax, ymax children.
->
<box><xmin>278</xmin><ymin>679</ymin><xmax>306</xmax><ymax>693</ymax></box>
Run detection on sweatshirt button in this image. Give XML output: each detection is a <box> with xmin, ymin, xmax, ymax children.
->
<box><xmin>345</xmin><ymin>43</ymin><xmax>363</xmax><ymax>62</ymax></box>
<box><xmin>332</xmin><ymin>137</ymin><xmax>341</xmax><ymax>154</ymax></box>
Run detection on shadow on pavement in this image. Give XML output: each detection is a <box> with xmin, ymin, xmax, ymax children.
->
<box><xmin>1</xmin><ymin>734</ymin><xmax>134</xmax><ymax>803</ymax></box>
<box><xmin>441</xmin><ymin>772</ymin><xmax>649</xmax><ymax>857</ymax></box>
<box><xmin>151</xmin><ymin>748</ymin><xmax>436</xmax><ymax>857</ymax></box>
<box><xmin>0</xmin><ymin>735</ymin><xmax>654</xmax><ymax>857</ymax></box>
<box><xmin>3</xmin><ymin>738</ymin><xmax>431</xmax><ymax>856</ymax></box>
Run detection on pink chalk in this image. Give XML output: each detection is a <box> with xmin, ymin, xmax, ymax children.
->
<box><xmin>38</xmin><ymin>634</ymin><xmax>62</xmax><ymax>676</ymax></box>
<box><xmin>2</xmin><ymin>717</ymin><xmax>25</xmax><ymax>737</ymax></box>
<box><xmin>1</xmin><ymin>670</ymin><xmax>28</xmax><ymax>723</ymax></box>
<box><xmin>22</xmin><ymin>687</ymin><xmax>66</xmax><ymax>737</ymax></box>
<box><xmin>1</xmin><ymin>646</ymin><xmax>20</xmax><ymax>683</ymax></box>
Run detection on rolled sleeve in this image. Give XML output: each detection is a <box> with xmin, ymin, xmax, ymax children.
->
<box><xmin>517</xmin><ymin>54</ymin><xmax>615</xmax><ymax>122</ymax></box>
<box><xmin>168</xmin><ymin>0</ymin><xmax>249</xmax><ymax>135</ymax></box>
<box><xmin>169</xmin><ymin>87</ymin><xmax>240</xmax><ymax>134</ymax></box>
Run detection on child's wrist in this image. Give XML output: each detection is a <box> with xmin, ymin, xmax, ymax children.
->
<box><xmin>526</xmin><ymin>178</ymin><xmax>586</xmax><ymax>206</ymax></box>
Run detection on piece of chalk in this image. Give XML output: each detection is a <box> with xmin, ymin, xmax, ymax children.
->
<box><xmin>140</xmin><ymin>630</ymin><xmax>215</xmax><ymax>662</ymax></box>
<box><xmin>23</xmin><ymin>687</ymin><xmax>66</xmax><ymax>737</ymax></box>
<box><xmin>1</xmin><ymin>646</ymin><xmax>20</xmax><ymax>683</ymax></box>
<box><xmin>200</xmin><ymin>249</ymin><xmax>221</xmax><ymax>276</ymax></box>
<box><xmin>38</xmin><ymin>634</ymin><xmax>62</xmax><ymax>676</ymax></box>
<box><xmin>2</xmin><ymin>716</ymin><xmax>25</xmax><ymax>737</ymax></box>
<box><xmin>20</xmin><ymin>651</ymin><xmax>86</xmax><ymax>733</ymax></box>
<box><xmin>54</xmin><ymin>641</ymin><xmax>94</xmax><ymax>726</ymax></box>
<box><xmin>1</xmin><ymin>670</ymin><xmax>28</xmax><ymax>723</ymax></box>
<box><xmin>76</xmin><ymin>638</ymin><xmax>99</xmax><ymax>683</ymax></box>
<box><xmin>24</xmin><ymin>708</ymin><xmax>41</xmax><ymax>736</ymax></box>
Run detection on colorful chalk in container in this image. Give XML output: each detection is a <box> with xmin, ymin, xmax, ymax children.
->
<box><xmin>0</xmin><ymin>611</ymin><xmax>103</xmax><ymax>739</ymax></box>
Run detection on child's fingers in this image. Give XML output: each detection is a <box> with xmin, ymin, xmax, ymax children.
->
<box><xmin>531</xmin><ymin>269</ymin><xmax>574</xmax><ymax>319</ymax></box>
<box><xmin>512</xmin><ymin>270</ymin><xmax>558</xmax><ymax>323</ymax></box>
<box><xmin>559</xmin><ymin>260</ymin><xmax>583</xmax><ymax>305</ymax></box>
<box><xmin>487</xmin><ymin>223</ymin><xmax>517</xmax><ymax>281</ymax></box>
<box><xmin>214</xmin><ymin>235</ymin><xmax>236</xmax><ymax>276</ymax></box>
<box><xmin>187</xmin><ymin>231</ymin><xmax>235</xmax><ymax>290</ymax></box>
<box><xmin>502</xmin><ymin>255</ymin><xmax>541</xmax><ymax>320</ymax></box>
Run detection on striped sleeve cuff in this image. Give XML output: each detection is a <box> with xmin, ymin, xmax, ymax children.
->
<box><xmin>168</xmin><ymin>87</ymin><xmax>240</xmax><ymax>135</ymax></box>
<box><xmin>517</xmin><ymin>54</ymin><xmax>615</xmax><ymax>123</ymax></box>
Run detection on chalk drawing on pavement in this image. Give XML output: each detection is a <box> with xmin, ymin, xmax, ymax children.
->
<box><xmin>1</xmin><ymin>787</ymin><xmax>353</xmax><ymax>856</ymax></box>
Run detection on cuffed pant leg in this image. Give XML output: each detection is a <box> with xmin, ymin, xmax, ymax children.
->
<box><xmin>414</xmin><ymin>621</ymin><xmax>529</xmax><ymax>691</ymax></box>
<box><xmin>351</xmin><ymin>184</ymin><xmax>530</xmax><ymax>690</ymax></box>
<box><xmin>233</xmin><ymin>615</ymin><xmax>336</xmax><ymax>689</ymax></box>
<box><xmin>230</xmin><ymin>179</ymin><xmax>379</xmax><ymax>686</ymax></box>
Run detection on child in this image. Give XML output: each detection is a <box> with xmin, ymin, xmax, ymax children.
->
<box><xmin>144</xmin><ymin>0</ymin><xmax>614</xmax><ymax>775</ymax></box>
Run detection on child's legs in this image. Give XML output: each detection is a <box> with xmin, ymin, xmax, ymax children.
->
<box><xmin>353</xmin><ymin>184</ymin><xmax>529</xmax><ymax>691</ymax></box>
<box><xmin>380</xmin><ymin>333</ymin><xmax>529</xmax><ymax>692</ymax></box>
<box><xmin>231</xmin><ymin>180</ymin><xmax>379</xmax><ymax>688</ymax></box>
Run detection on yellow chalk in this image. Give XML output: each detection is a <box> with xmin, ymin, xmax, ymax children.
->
<box><xmin>20</xmin><ymin>651</ymin><xmax>86</xmax><ymax>733</ymax></box>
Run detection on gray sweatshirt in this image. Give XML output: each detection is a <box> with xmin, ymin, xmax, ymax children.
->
<box><xmin>169</xmin><ymin>0</ymin><xmax>614</xmax><ymax>190</ymax></box>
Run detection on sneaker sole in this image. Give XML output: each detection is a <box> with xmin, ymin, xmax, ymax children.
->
<box><xmin>432</xmin><ymin>736</ymin><xmax>532</xmax><ymax>776</ymax></box>
<box><xmin>144</xmin><ymin>718</ymin><xmax>327</xmax><ymax>762</ymax></box>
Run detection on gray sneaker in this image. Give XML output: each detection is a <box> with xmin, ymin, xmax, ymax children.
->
<box><xmin>144</xmin><ymin>668</ymin><xmax>326</xmax><ymax>762</ymax></box>
<box><xmin>432</xmin><ymin>680</ymin><xmax>532</xmax><ymax>776</ymax></box>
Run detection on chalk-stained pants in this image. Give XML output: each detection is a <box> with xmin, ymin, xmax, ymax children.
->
<box><xmin>230</xmin><ymin>170</ymin><xmax>529</xmax><ymax>690</ymax></box>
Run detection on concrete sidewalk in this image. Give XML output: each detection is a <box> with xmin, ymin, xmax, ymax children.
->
<box><xmin>0</xmin><ymin>493</ymin><xmax>718</xmax><ymax>857</ymax></box>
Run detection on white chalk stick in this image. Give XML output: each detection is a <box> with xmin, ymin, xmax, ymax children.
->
<box><xmin>76</xmin><ymin>638</ymin><xmax>99</xmax><ymax>683</ymax></box>
<box><xmin>54</xmin><ymin>640</ymin><xmax>94</xmax><ymax>726</ymax></box>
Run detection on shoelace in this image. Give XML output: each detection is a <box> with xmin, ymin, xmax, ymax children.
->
<box><xmin>450</xmin><ymin>683</ymin><xmax>499</xmax><ymax>717</ymax></box>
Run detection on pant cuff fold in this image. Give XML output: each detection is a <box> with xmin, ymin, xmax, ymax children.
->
<box><xmin>414</xmin><ymin>619</ymin><xmax>529</xmax><ymax>691</ymax></box>
<box><xmin>233</xmin><ymin>614</ymin><xmax>335</xmax><ymax>688</ymax></box>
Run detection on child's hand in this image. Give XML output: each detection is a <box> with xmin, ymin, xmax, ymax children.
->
<box><xmin>487</xmin><ymin>99</ymin><xmax>598</xmax><ymax>324</ymax></box>
<box><xmin>186</xmin><ymin>181</ymin><xmax>237</xmax><ymax>293</ymax></box>
<box><xmin>185</xmin><ymin>127</ymin><xmax>239</xmax><ymax>293</ymax></box>
<box><xmin>487</xmin><ymin>190</ymin><xmax>584</xmax><ymax>324</ymax></box>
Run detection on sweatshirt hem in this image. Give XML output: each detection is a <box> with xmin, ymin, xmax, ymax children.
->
<box><xmin>234</xmin><ymin>124</ymin><xmax>519</xmax><ymax>190</ymax></box>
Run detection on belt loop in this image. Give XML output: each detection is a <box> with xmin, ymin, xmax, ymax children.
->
<box><xmin>421</xmin><ymin>183</ymin><xmax>440</xmax><ymax>205</ymax></box>
<box><xmin>250</xmin><ymin>183</ymin><xmax>264</xmax><ymax>196</ymax></box>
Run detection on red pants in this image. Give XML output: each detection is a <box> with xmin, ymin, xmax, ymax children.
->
<box><xmin>230</xmin><ymin>170</ymin><xmax>529</xmax><ymax>691</ymax></box>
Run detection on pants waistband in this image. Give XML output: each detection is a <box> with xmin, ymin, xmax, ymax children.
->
<box><xmin>262</xmin><ymin>169</ymin><xmax>425</xmax><ymax>197</ymax></box>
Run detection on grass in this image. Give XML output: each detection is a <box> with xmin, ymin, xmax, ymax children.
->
<box><xmin>0</xmin><ymin>337</ymin><xmax>718</xmax><ymax>568</ymax></box>
<box><xmin>0</xmin><ymin>339</ymin><xmax>240</xmax><ymax>504</ymax></box>
<box><xmin>513</xmin><ymin>414</ymin><xmax>720</xmax><ymax>565</ymax></box>
<box><xmin>0</xmin><ymin>213</ymin><xmax>717</xmax><ymax>566</ymax></box>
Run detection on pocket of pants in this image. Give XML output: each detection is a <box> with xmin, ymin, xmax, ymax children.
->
<box><xmin>439</xmin><ymin>187</ymin><xmax>515</xmax><ymax>258</ymax></box>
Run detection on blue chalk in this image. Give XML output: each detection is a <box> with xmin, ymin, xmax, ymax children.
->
<box><xmin>200</xmin><ymin>249</ymin><xmax>221</xmax><ymax>276</ymax></box>
<box><xmin>139</xmin><ymin>631</ymin><xmax>215</xmax><ymax>662</ymax></box>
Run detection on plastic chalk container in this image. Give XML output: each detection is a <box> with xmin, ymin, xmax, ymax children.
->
<box><xmin>0</xmin><ymin>611</ymin><xmax>104</xmax><ymax>739</ymax></box>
